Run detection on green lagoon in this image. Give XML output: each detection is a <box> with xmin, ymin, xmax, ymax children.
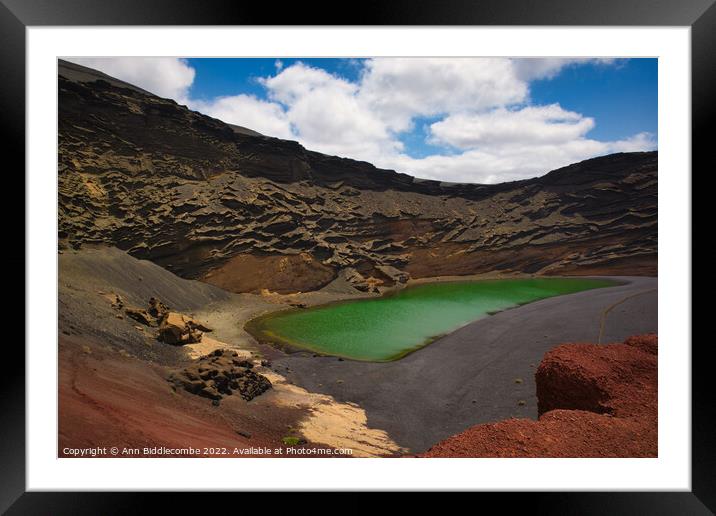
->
<box><xmin>246</xmin><ymin>278</ymin><xmax>617</xmax><ymax>362</ymax></box>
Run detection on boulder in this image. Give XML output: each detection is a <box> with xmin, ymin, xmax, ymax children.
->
<box><xmin>158</xmin><ymin>312</ymin><xmax>204</xmax><ymax>345</ymax></box>
<box><xmin>168</xmin><ymin>349</ymin><xmax>272</xmax><ymax>402</ymax></box>
<box><xmin>535</xmin><ymin>334</ymin><xmax>657</xmax><ymax>418</ymax></box>
<box><xmin>420</xmin><ymin>335</ymin><xmax>658</xmax><ymax>458</ymax></box>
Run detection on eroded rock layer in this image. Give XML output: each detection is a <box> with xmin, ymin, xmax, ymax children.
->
<box><xmin>59</xmin><ymin>60</ymin><xmax>657</xmax><ymax>293</ymax></box>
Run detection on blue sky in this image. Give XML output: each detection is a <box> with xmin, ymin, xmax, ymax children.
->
<box><xmin>187</xmin><ymin>58</ymin><xmax>364</xmax><ymax>100</ymax></box>
<box><xmin>69</xmin><ymin>57</ymin><xmax>657</xmax><ymax>183</ymax></box>
<box><xmin>529</xmin><ymin>59</ymin><xmax>657</xmax><ymax>142</ymax></box>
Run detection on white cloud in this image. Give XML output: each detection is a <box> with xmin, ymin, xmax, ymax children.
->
<box><xmin>257</xmin><ymin>62</ymin><xmax>398</xmax><ymax>158</ymax></box>
<box><xmin>189</xmin><ymin>94</ymin><xmax>293</xmax><ymax>139</ymax></box>
<box><xmin>511</xmin><ymin>58</ymin><xmax>617</xmax><ymax>81</ymax></box>
<box><xmin>357</xmin><ymin>58</ymin><xmax>528</xmax><ymax>133</ymax></box>
<box><xmin>512</xmin><ymin>58</ymin><xmax>574</xmax><ymax>81</ymax></box>
<box><xmin>376</xmin><ymin>132</ymin><xmax>656</xmax><ymax>184</ymax></box>
<box><xmin>261</xmin><ymin>63</ymin><xmax>356</xmax><ymax>105</ymax></box>
<box><xmin>608</xmin><ymin>131</ymin><xmax>657</xmax><ymax>153</ymax></box>
<box><xmin>66</xmin><ymin>57</ymin><xmax>655</xmax><ymax>184</ymax></box>
<box><xmin>67</xmin><ymin>57</ymin><xmax>195</xmax><ymax>102</ymax></box>
<box><xmin>429</xmin><ymin>104</ymin><xmax>595</xmax><ymax>149</ymax></box>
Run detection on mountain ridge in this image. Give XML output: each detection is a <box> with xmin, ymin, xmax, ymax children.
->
<box><xmin>58</xmin><ymin>60</ymin><xmax>657</xmax><ymax>293</ymax></box>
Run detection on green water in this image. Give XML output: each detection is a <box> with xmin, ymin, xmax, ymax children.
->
<box><xmin>247</xmin><ymin>278</ymin><xmax>616</xmax><ymax>362</ymax></box>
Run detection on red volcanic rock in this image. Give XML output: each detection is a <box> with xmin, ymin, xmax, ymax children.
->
<box><xmin>421</xmin><ymin>334</ymin><xmax>657</xmax><ymax>458</ymax></box>
<box><xmin>623</xmin><ymin>333</ymin><xmax>658</xmax><ymax>355</ymax></box>
<box><xmin>536</xmin><ymin>333</ymin><xmax>657</xmax><ymax>418</ymax></box>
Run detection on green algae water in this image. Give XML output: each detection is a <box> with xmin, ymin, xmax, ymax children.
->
<box><xmin>247</xmin><ymin>278</ymin><xmax>616</xmax><ymax>362</ymax></box>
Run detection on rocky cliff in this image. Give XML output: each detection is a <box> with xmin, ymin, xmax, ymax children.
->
<box><xmin>58</xmin><ymin>60</ymin><xmax>657</xmax><ymax>293</ymax></box>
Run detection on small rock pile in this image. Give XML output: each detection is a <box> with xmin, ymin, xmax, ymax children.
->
<box><xmin>112</xmin><ymin>295</ymin><xmax>212</xmax><ymax>345</ymax></box>
<box><xmin>168</xmin><ymin>349</ymin><xmax>272</xmax><ymax>402</ymax></box>
<box><xmin>122</xmin><ymin>296</ymin><xmax>169</xmax><ymax>327</ymax></box>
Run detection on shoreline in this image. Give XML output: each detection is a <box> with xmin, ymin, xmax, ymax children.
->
<box><xmin>242</xmin><ymin>276</ymin><xmax>623</xmax><ymax>363</ymax></box>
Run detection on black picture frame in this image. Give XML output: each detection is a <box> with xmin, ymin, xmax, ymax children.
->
<box><xmin>3</xmin><ymin>0</ymin><xmax>708</xmax><ymax>510</ymax></box>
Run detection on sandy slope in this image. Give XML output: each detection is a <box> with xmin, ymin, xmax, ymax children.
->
<box><xmin>58</xmin><ymin>246</ymin><xmax>404</xmax><ymax>457</ymax></box>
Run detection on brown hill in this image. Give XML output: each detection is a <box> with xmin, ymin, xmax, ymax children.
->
<box><xmin>58</xmin><ymin>60</ymin><xmax>657</xmax><ymax>293</ymax></box>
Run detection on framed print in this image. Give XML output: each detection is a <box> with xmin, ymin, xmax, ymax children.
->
<box><xmin>3</xmin><ymin>0</ymin><xmax>710</xmax><ymax>510</ymax></box>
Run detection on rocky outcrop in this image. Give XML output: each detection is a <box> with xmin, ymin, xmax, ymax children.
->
<box><xmin>111</xmin><ymin>295</ymin><xmax>212</xmax><ymax>345</ymax></box>
<box><xmin>536</xmin><ymin>334</ymin><xmax>657</xmax><ymax>418</ymax></box>
<box><xmin>59</xmin><ymin>60</ymin><xmax>657</xmax><ymax>294</ymax></box>
<box><xmin>120</xmin><ymin>296</ymin><xmax>172</xmax><ymax>327</ymax></box>
<box><xmin>157</xmin><ymin>312</ymin><xmax>205</xmax><ymax>345</ymax></box>
<box><xmin>420</xmin><ymin>334</ymin><xmax>657</xmax><ymax>457</ymax></box>
<box><xmin>167</xmin><ymin>349</ymin><xmax>272</xmax><ymax>402</ymax></box>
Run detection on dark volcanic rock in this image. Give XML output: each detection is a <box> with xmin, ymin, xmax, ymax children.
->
<box><xmin>58</xmin><ymin>60</ymin><xmax>657</xmax><ymax>293</ymax></box>
<box><xmin>168</xmin><ymin>349</ymin><xmax>272</xmax><ymax>402</ymax></box>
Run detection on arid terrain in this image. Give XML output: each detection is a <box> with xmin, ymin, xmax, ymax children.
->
<box><xmin>58</xmin><ymin>60</ymin><xmax>658</xmax><ymax>457</ymax></box>
<box><xmin>59</xmin><ymin>59</ymin><xmax>656</xmax><ymax>292</ymax></box>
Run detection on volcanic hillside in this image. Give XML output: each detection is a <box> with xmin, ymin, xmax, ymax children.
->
<box><xmin>58</xmin><ymin>60</ymin><xmax>657</xmax><ymax>294</ymax></box>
